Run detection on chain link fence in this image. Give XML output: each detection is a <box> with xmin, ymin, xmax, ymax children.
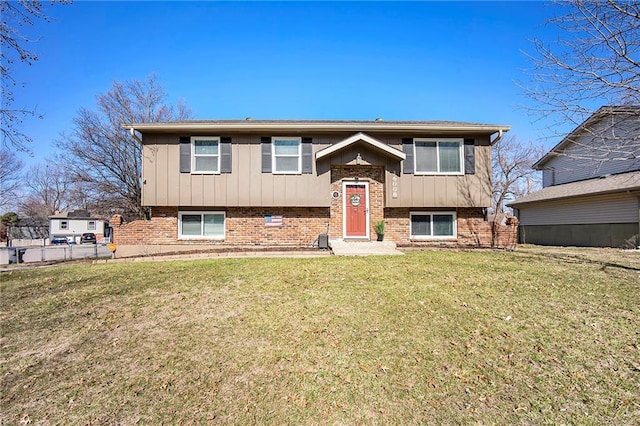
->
<box><xmin>2</xmin><ymin>244</ymin><xmax>112</xmax><ymax>264</ymax></box>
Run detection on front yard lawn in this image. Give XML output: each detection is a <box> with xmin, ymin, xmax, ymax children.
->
<box><xmin>1</xmin><ymin>249</ymin><xmax>638</xmax><ymax>424</ymax></box>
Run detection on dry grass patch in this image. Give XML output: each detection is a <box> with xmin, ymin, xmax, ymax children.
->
<box><xmin>1</xmin><ymin>250</ymin><xmax>638</xmax><ymax>424</ymax></box>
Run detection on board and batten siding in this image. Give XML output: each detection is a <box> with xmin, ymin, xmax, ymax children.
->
<box><xmin>387</xmin><ymin>138</ymin><xmax>492</xmax><ymax>208</ymax></box>
<box><xmin>142</xmin><ymin>133</ymin><xmax>493</xmax><ymax>208</ymax></box>
<box><xmin>541</xmin><ymin>114</ymin><xmax>640</xmax><ymax>187</ymax></box>
<box><xmin>143</xmin><ymin>134</ymin><xmax>331</xmax><ymax>207</ymax></box>
<box><xmin>517</xmin><ymin>192</ymin><xmax>640</xmax><ymax>226</ymax></box>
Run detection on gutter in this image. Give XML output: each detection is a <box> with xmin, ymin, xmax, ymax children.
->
<box><xmin>122</xmin><ymin>122</ymin><xmax>511</xmax><ymax>135</ymax></box>
<box><xmin>508</xmin><ymin>186</ymin><xmax>640</xmax><ymax>208</ymax></box>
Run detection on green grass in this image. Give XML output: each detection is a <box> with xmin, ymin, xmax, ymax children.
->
<box><xmin>1</xmin><ymin>250</ymin><xmax>639</xmax><ymax>424</ymax></box>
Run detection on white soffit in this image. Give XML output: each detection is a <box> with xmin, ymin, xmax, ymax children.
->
<box><xmin>315</xmin><ymin>132</ymin><xmax>406</xmax><ymax>161</ymax></box>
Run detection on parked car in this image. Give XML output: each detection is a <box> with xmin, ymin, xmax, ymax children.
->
<box><xmin>51</xmin><ymin>236</ymin><xmax>68</xmax><ymax>245</ymax></box>
<box><xmin>80</xmin><ymin>233</ymin><xmax>97</xmax><ymax>244</ymax></box>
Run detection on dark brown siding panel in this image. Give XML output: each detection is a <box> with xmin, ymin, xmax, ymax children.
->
<box><xmin>464</xmin><ymin>139</ymin><xmax>475</xmax><ymax>175</ymax></box>
<box><xmin>301</xmin><ymin>137</ymin><xmax>313</xmax><ymax>174</ymax></box>
<box><xmin>261</xmin><ymin>137</ymin><xmax>272</xmax><ymax>173</ymax></box>
<box><xmin>402</xmin><ymin>138</ymin><xmax>414</xmax><ymax>174</ymax></box>
<box><xmin>179</xmin><ymin>137</ymin><xmax>190</xmax><ymax>173</ymax></box>
<box><xmin>220</xmin><ymin>136</ymin><xmax>232</xmax><ymax>173</ymax></box>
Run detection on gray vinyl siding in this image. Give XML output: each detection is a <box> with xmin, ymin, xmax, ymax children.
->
<box><xmin>142</xmin><ymin>133</ymin><xmax>493</xmax><ymax>208</ymax></box>
<box><xmin>519</xmin><ymin>223</ymin><xmax>638</xmax><ymax>248</ymax></box>
<box><xmin>542</xmin><ymin>169</ymin><xmax>554</xmax><ymax>187</ymax></box>
<box><xmin>517</xmin><ymin>192</ymin><xmax>640</xmax><ymax>226</ymax></box>
<box><xmin>541</xmin><ymin>114</ymin><xmax>640</xmax><ymax>187</ymax></box>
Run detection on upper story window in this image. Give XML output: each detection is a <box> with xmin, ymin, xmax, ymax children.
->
<box><xmin>191</xmin><ymin>136</ymin><xmax>220</xmax><ymax>173</ymax></box>
<box><xmin>88</xmin><ymin>220</ymin><xmax>96</xmax><ymax>230</ymax></box>
<box><xmin>414</xmin><ymin>138</ymin><xmax>463</xmax><ymax>175</ymax></box>
<box><xmin>272</xmin><ymin>137</ymin><xmax>301</xmax><ymax>174</ymax></box>
<box><xmin>60</xmin><ymin>220</ymin><xmax>68</xmax><ymax>230</ymax></box>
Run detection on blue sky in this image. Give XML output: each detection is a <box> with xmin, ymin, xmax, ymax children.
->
<box><xmin>10</xmin><ymin>1</ymin><xmax>565</xmax><ymax>165</ymax></box>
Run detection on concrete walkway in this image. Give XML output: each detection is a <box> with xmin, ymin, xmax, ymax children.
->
<box><xmin>329</xmin><ymin>239</ymin><xmax>404</xmax><ymax>256</ymax></box>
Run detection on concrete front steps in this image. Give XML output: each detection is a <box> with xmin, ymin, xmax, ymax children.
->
<box><xmin>329</xmin><ymin>239</ymin><xmax>404</xmax><ymax>256</ymax></box>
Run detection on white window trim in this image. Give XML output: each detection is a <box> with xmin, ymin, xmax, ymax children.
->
<box><xmin>414</xmin><ymin>138</ymin><xmax>464</xmax><ymax>175</ymax></box>
<box><xmin>272</xmin><ymin>136</ymin><xmax>302</xmax><ymax>174</ymax></box>
<box><xmin>88</xmin><ymin>220</ymin><xmax>96</xmax><ymax>230</ymax></box>
<box><xmin>410</xmin><ymin>211</ymin><xmax>457</xmax><ymax>240</ymax></box>
<box><xmin>178</xmin><ymin>211</ymin><xmax>225</xmax><ymax>240</ymax></box>
<box><xmin>191</xmin><ymin>136</ymin><xmax>221</xmax><ymax>174</ymax></box>
<box><xmin>60</xmin><ymin>220</ymin><xmax>68</xmax><ymax>230</ymax></box>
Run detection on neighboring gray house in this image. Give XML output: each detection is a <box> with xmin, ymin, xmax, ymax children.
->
<box><xmin>509</xmin><ymin>106</ymin><xmax>640</xmax><ymax>247</ymax></box>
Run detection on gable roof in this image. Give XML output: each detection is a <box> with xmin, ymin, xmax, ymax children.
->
<box><xmin>14</xmin><ymin>218</ymin><xmax>49</xmax><ymax>228</ymax></box>
<box><xmin>508</xmin><ymin>170</ymin><xmax>640</xmax><ymax>207</ymax></box>
<box><xmin>315</xmin><ymin>132</ymin><xmax>406</xmax><ymax>161</ymax></box>
<box><xmin>49</xmin><ymin>210</ymin><xmax>99</xmax><ymax>220</ymax></box>
<box><xmin>533</xmin><ymin>106</ymin><xmax>640</xmax><ymax>169</ymax></box>
<box><xmin>123</xmin><ymin>119</ymin><xmax>510</xmax><ymax>139</ymax></box>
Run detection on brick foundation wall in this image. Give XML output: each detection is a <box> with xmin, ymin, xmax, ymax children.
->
<box><xmin>112</xmin><ymin>207</ymin><xmax>330</xmax><ymax>247</ymax></box>
<box><xmin>112</xmin><ymin>205</ymin><xmax>517</xmax><ymax>249</ymax></box>
<box><xmin>385</xmin><ymin>207</ymin><xmax>518</xmax><ymax>249</ymax></box>
<box><xmin>226</xmin><ymin>207</ymin><xmax>330</xmax><ymax>246</ymax></box>
<box><xmin>110</xmin><ymin>207</ymin><xmax>178</xmax><ymax>246</ymax></box>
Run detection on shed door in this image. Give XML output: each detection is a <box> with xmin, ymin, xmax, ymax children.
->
<box><xmin>344</xmin><ymin>184</ymin><xmax>368</xmax><ymax>238</ymax></box>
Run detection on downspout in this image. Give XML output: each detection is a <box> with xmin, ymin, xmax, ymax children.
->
<box><xmin>128</xmin><ymin>127</ymin><xmax>147</xmax><ymax>218</ymax></box>
<box><xmin>129</xmin><ymin>127</ymin><xmax>143</xmax><ymax>144</ymax></box>
<box><xmin>491</xmin><ymin>129</ymin><xmax>504</xmax><ymax>145</ymax></box>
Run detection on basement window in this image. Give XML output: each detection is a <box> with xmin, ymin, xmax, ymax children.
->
<box><xmin>410</xmin><ymin>212</ymin><xmax>456</xmax><ymax>239</ymax></box>
<box><xmin>179</xmin><ymin>211</ymin><xmax>225</xmax><ymax>239</ymax></box>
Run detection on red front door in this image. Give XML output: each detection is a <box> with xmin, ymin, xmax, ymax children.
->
<box><xmin>345</xmin><ymin>184</ymin><xmax>367</xmax><ymax>238</ymax></box>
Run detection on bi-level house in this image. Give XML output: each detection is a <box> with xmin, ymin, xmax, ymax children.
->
<box><xmin>114</xmin><ymin>119</ymin><xmax>514</xmax><ymax>256</ymax></box>
<box><xmin>509</xmin><ymin>106</ymin><xmax>640</xmax><ymax>247</ymax></box>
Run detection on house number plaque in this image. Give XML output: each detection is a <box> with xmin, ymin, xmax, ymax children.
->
<box><xmin>392</xmin><ymin>175</ymin><xmax>399</xmax><ymax>199</ymax></box>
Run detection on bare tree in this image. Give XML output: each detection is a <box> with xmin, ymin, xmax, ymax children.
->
<box><xmin>19</xmin><ymin>161</ymin><xmax>73</xmax><ymax>218</ymax></box>
<box><xmin>523</xmin><ymin>0</ymin><xmax>640</xmax><ymax>155</ymax></box>
<box><xmin>0</xmin><ymin>148</ymin><xmax>24</xmax><ymax>211</ymax></box>
<box><xmin>57</xmin><ymin>75</ymin><xmax>191</xmax><ymax>219</ymax></box>
<box><xmin>1</xmin><ymin>0</ymin><xmax>69</xmax><ymax>152</ymax></box>
<box><xmin>492</xmin><ymin>135</ymin><xmax>544</xmax><ymax>216</ymax></box>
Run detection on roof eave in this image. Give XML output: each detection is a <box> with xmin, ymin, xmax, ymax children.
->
<box><xmin>533</xmin><ymin>105</ymin><xmax>640</xmax><ymax>169</ymax></box>
<box><xmin>123</xmin><ymin>122</ymin><xmax>511</xmax><ymax>135</ymax></box>
<box><xmin>508</xmin><ymin>185</ymin><xmax>640</xmax><ymax>207</ymax></box>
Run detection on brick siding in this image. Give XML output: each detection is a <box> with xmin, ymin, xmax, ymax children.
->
<box><xmin>385</xmin><ymin>207</ymin><xmax>518</xmax><ymax>248</ymax></box>
<box><xmin>112</xmin><ymin>207</ymin><xmax>330</xmax><ymax>247</ymax></box>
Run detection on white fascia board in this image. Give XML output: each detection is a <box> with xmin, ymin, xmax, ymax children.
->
<box><xmin>122</xmin><ymin>122</ymin><xmax>511</xmax><ymax>134</ymax></box>
<box><xmin>316</xmin><ymin>132</ymin><xmax>406</xmax><ymax>161</ymax></box>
